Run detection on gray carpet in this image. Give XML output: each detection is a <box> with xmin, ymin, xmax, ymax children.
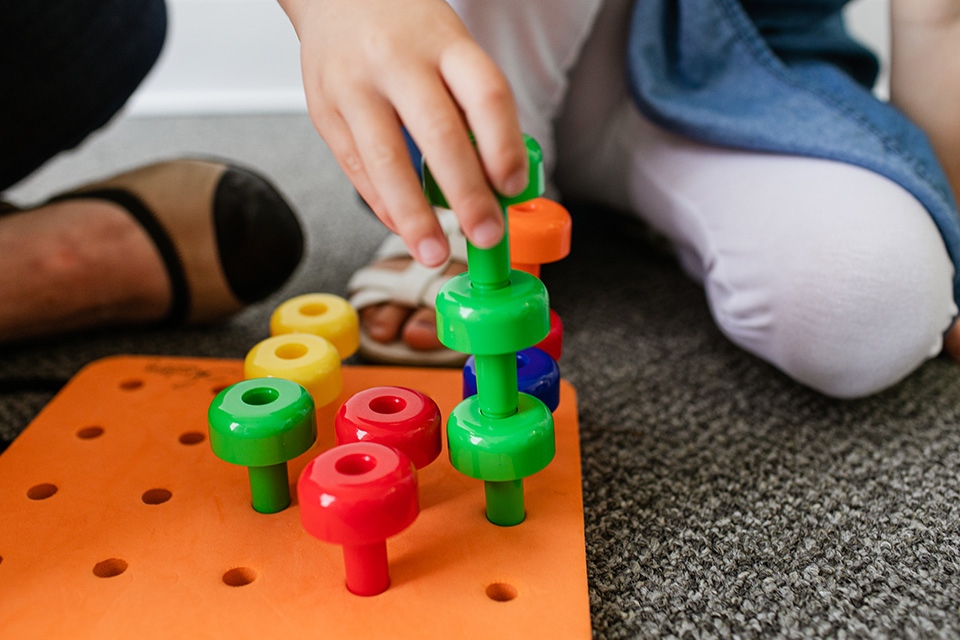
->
<box><xmin>4</xmin><ymin>114</ymin><xmax>960</xmax><ymax>639</ymax></box>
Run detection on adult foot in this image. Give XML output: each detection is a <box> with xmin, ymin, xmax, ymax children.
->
<box><xmin>0</xmin><ymin>198</ymin><xmax>171</xmax><ymax>341</ymax></box>
<box><xmin>0</xmin><ymin>159</ymin><xmax>303</xmax><ymax>342</ymax></box>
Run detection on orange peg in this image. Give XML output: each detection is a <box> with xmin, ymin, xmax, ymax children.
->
<box><xmin>508</xmin><ymin>197</ymin><xmax>572</xmax><ymax>277</ymax></box>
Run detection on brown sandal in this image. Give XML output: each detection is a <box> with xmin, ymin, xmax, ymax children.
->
<box><xmin>50</xmin><ymin>159</ymin><xmax>304</xmax><ymax>325</ymax></box>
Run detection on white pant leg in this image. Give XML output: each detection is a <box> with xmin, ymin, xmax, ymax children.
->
<box><xmin>443</xmin><ymin>0</ymin><xmax>605</xmax><ymax>193</ymax></box>
<box><xmin>452</xmin><ymin>0</ymin><xmax>958</xmax><ymax>398</ymax></box>
<box><xmin>553</xmin><ymin>1</ymin><xmax>958</xmax><ymax>398</ymax></box>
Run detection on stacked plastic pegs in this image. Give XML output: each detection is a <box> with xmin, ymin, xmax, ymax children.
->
<box><xmin>335</xmin><ymin>386</ymin><xmax>443</xmax><ymax>470</ymax></box>
<box><xmin>463</xmin><ymin>346</ymin><xmax>560</xmax><ymax>413</ymax></box>
<box><xmin>423</xmin><ymin>134</ymin><xmax>556</xmax><ymax>527</ymax></box>
<box><xmin>508</xmin><ymin>197</ymin><xmax>571</xmax><ymax>361</ymax></box>
<box><xmin>299</xmin><ymin>441</ymin><xmax>419</xmax><ymax>596</ymax></box>
<box><xmin>297</xmin><ymin>386</ymin><xmax>441</xmax><ymax>596</ymax></box>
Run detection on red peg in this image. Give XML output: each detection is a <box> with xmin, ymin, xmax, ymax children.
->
<box><xmin>335</xmin><ymin>386</ymin><xmax>442</xmax><ymax>469</ymax></box>
<box><xmin>298</xmin><ymin>442</ymin><xmax>418</xmax><ymax>596</ymax></box>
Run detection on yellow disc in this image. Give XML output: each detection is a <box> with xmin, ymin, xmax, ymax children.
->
<box><xmin>270</xmin><ymin>294</ymin><xmax>360</xmax><ymax>360</ymax></box>
<box><xmin>244</xmin><ymin>333</ymin><xmax>342</xmax><ymax>408</ymax></box>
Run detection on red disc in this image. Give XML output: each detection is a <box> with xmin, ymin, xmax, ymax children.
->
<box><xmin>335</xmin><ymin>386</ymin><xmax>442</xmax><ymax>469</ymax></box>
<box><xmin>298</xmin><ymin>442</ymin><xmax>419</xmax><ymax>545</ymax></box>
<box><xmin>536</xmin><ymin>309</ymin><xmax>564</xmax><ymax>361</ymax></box>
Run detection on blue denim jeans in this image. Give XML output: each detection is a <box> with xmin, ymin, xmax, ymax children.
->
<box><xmin>626</xmin><ymin>0</ymin><xmax>960</xmax><ymax>306</ymax></box>
<box><xmin>0</xmin><ymin>0</ymin><xmax>167</xmax><ymax>190</ymax></box>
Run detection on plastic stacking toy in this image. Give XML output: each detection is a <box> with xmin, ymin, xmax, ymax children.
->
<box><xmin>335</xmin><ymin>386</ymin><xmax>442</xmax><ymax>469</ymax></box>
<box><xmin>208</xmin><ymin>377</ymin><xmax>316</xmax><ymax>514</ymax></box>
<box><xmin>464</xmin><ymin>347</ymin><xmax>560</xmax><ymax>412</ymax></box>
<box><xmin>509</xmin><ymin>198</ymin><xmax>571</xmax><ymax>361</ymax></box>
<box><xmin>424</xmin><ymin>134</ymin><xmax>556</xmax><ymax>527</ymax></box>
<box><xmin>508</xmin><ymin>198</ymin><xmax>572</xmax><ymax>278</ymax></box>
<box><xmin>538</xmin><ymin>309</ymin><xmax>564</xmax><ymax>362</ymax></box>
<box><xmin>299</xmin><ymin>442</ymin><xmax>419</xmax><ymax>596</ymax></box>
<box><xmin>270</xmin><ymin>293</ymin><xmax>360</xmax><ymax>360</ymax></box>
<box><xmin>245</xmin><ymin>333</ymin><xmax>342</xmax><ymax>408</ymax></box>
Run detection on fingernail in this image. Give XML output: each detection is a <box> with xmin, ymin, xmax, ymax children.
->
<box><xmin>471</xmin><ymin>219</ymin><xmax>503</xmax><ymax>248</ymax></box>
<box><xmin>502</xmin><ymin>170</ymin><xmax>528</xmax><ymax>197</ymax></box>
<box><xmin>417</xmin><ymin>237</ymin><xmax>446</xmax><ymax>266</ymax></box>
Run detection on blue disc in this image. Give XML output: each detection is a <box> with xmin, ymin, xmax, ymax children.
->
<box><xmin>462</xmin><ymin>347</ymin><xmax>560</xmax><ymax>412</ymax></box>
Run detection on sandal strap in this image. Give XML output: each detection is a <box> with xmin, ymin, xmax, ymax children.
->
<box><xmin>348</xmin><ymin>208</ymin><xmax>469</xmax><ymax>311</ymax></box>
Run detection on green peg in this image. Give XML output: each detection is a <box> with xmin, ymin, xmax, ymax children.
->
<box><xmin>424</xmin><ymin>133</ymin><xmax>555</xmax><ymax>526</ymax></box>
<box><xmin>208</xmin><ymin>378</ymin><xmax>316</xmax><ymax>513</ymax></box>
<box><xmin>447</xmin><ymin>393</ymin><xmax>555</xmax><ymax>526</ymax></box>
<box><xmin>424</xmin><ymin>133</ymin><xmax>556</xmax><ymax>525</ymax></box>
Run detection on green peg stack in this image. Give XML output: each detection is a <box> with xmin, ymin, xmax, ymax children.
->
<box><xmin>424</xmin><ymin>135</ymin><xmax>556</xmax><ymax>526</ymax></box>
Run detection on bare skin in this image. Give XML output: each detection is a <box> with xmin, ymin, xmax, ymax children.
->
<box><xmin>278</xmin><ymin>0</ymin><xmax>528</xmax><ymax>266</ymax></box>
<box><xmin>890</xmin><ymin>0</ymin><xmax>960</xmax><ymax>361</ymax></box>
<box><xmin>278</xmin><ymin>0</ymin><xmax>528</xmax><ymax>355</ymax></box>
<box><xmin>359</xmin><ymin>258</ymin><xmax>465</xmax><ymax>351</ymax></box>
<box><xmin>280</xmin><ymin>0</ymin><xmax>960</xmax><ymax>363</ymax></box>
<box><xmin>0</xmin><ymin>199</ymin><xmax>170</xmax><ymax>341</ymax></box>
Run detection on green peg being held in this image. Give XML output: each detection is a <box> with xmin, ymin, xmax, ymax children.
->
<box><xmin>423</xmin><ymin>133</ymin><xmax>556</xmax><ymax>526</ymax></box>
<box><xmin>208</xmin><ymin>377</ymin><xmax>317</xmax><ymax>514</ymax></box>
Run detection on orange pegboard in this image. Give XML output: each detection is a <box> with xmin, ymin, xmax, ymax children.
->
<box><xmin>0</xmin><ymin>356</ymin><xmax>589</xmax><ymax>639</ymax></box>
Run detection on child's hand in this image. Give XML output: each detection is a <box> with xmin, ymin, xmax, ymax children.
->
<box><xmin>280</xmin><ymin>0</ymin><xmax>529</xmax><ymax>267</ymax></box>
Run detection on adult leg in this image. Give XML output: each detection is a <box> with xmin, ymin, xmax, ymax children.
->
<box><xmin>0</xmin><ymin>2</ymin><xmax>303</xmax><ymax>341</ymax></box>
<box><xmin>0</xmin><ymin>0</ymin><xmax>167</xmax><ymax>189</ymax></box>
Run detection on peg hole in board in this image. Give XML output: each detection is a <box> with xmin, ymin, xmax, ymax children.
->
<box><xmin>179</xmin><ymin>431</ymin><xmax>206</xmax><ymax>445</ymax></box>
<box><xmin>76</xmin><ymin>425</ymin><xmax>104</xmax><ymax>439</ymax></box>
<box><xmin>485</xmin><ymin>582</ymin><xmax>519</xmax><ymax>602</ymax></box>
<box><xmin>141</xmin><ymin>488</ymin><xmax>172</xmax><ymax>505</ymax></box>
<box><xmin>93</xmin><ymin>558</ymin><xmax>128</xmax><ymax>578</ymax></box>
<box><xmin>223</xmin><ymin>567</ymin><xmax>257</xmax><ymax>587</ymax></box>
<box><xmin>26</xmin><ymin>483</ymin><xmax>58</xmax><ymax>500</ymax></box>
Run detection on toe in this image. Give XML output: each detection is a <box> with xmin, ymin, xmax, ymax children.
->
<box><xmin>361</xmin><ymin>304</ymin><xmax>413</xmax><ymax>344</ymax></box>
<box><xmin>402</xmin><ymin>308</ymin><xmax>443</xmax><ymax>351</ymax></box>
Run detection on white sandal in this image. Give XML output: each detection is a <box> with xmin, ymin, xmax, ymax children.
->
<box><xmin>348</xmin><ymin>209</ymin><xmax>469</xmax><ymax>367</ymax></box>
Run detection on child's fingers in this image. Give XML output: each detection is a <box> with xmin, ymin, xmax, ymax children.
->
<box><xmin>440</xmin><ymin>41</ymin><xmax>529</xmax><ymax>198</ymax></box>
<box><xmin>339</xmin><ymin>90</ymin><xmax>452</xmax><ymax>267</ymax></box>
<box><xmin>304</xmin><ymin>100</ymin><xmax>402</xmax><ymax>235</ymax></box>
<box><xmin>390</xmin><ymin>67</ymin><xmax>505</xmax><ymax>250</ymax></box>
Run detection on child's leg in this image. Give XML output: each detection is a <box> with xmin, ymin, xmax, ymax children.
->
<box><xmin>552</xmin><ymin>0</ymin><xmax>957</xmax><ymax>398</ymax></box>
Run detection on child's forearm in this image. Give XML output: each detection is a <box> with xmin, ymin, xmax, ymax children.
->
<box><xmin>890</xmin><ymin>1</ymin><xmax>960</xmax><ymax>202</ymax></box>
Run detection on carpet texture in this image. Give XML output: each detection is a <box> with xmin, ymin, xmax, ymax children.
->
<box><xmin>3</xmin><ymin>114</ymin><xmax>960</xmax><ymax>639</ymax></box>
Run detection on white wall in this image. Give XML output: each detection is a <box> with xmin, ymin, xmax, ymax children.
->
<box><xmin>126</xmin><ymin>0</ymin><xmax>305</xmax><ymax>115</ymax></box>
<box><xmin>127</xmin><ymin>0</ymin><xmax>890</xmax><ymax>117</ymax></box>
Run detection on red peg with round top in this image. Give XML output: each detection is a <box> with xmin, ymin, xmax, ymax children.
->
<box><xmin>335</xmin><ymin>386</ymin><xmax>442</xmax><ymax>469</ymax></box>
<box><xmin>298</xmin><ymin>442</ymin><xmax>418</xmax><ymax>596</ymax></box>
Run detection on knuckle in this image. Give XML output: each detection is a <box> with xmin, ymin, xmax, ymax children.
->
<box><xmin>419</xmin><ymin>113</ymin><xmax>461</xmax><ymax>146</ymax></box>
<box><xmin>475</xmin><ymin>81</ymin><xmax>513</xmax><ymax>112</ymax></box>
<box><xmin>365</xmin><ymin>142</ymin><xmax>404</xmax><ymax>170</ymax></box>
<box><xmin>339</xmin><ymin>150</ymin><xmax>365</xmax><ymax>176</ymax></box>
<box><xmin>450</xmin><ymin>188</ymin><xmax>494</xmax><ymax>220</ymax></box>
